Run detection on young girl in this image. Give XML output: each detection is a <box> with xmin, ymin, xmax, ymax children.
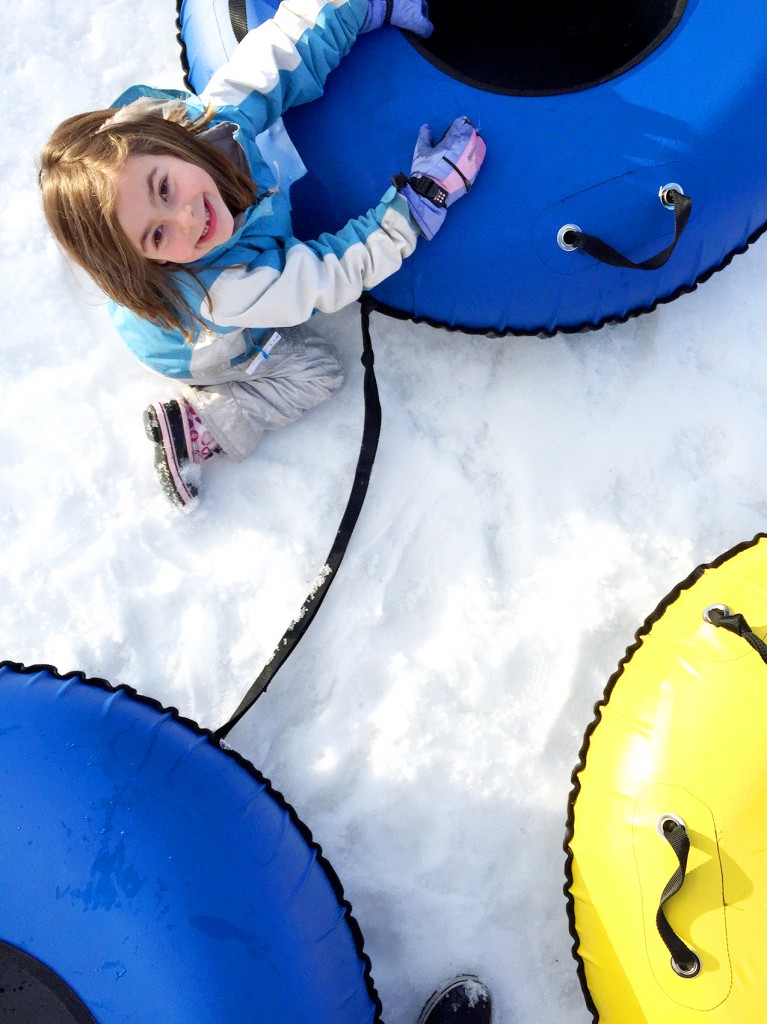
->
<box><xmin>39</xmin><ymin>0</ymin><xmax>485</xmax><ymax>509</ymax></box>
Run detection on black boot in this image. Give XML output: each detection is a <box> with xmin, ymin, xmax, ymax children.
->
<box><xmin>417</xmin><ymin>976</ymin><xmax>492</xmax><ymax>1024</ymax></box>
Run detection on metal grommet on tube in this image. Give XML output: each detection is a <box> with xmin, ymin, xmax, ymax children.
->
<box><xmin>557</xmin><ymin>224</ymin><xmax>581</xmax><ymax>251</ymax></box>
<box><xmin>671</xmin><ymin>954</ymin><xmax>701</xmax><ymax>978</ymax></box>
<box><xmin>659</xmin><ymin>182</ymin><xmax>684</xmax><ymax>208</ymax></box>
<box><xmin>656</xmin><ymin>813</ymin><xmax>686</xmax><ymax>839</ymax></box>
<box><xmin>703</xmin><ymin>603</ymin><xmax>731</xmax><ymax>624</ymax></box>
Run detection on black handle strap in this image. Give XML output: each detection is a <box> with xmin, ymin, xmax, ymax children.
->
<box><xmin>213</xmin><ymin>297</ymin><xmax>381</xmax><ymax>742</ymax></box>
<box><xmin>567</xmin><ymin>189</ymin><xmax>692</xmax><ymax>270</ymax></box>
<box><xmin>653</xmin><ymin>602</ymin><xmax>767</xmax><ymax>975</ymax></box>
<box><xmin>656</xmin><ymin>817</ymin><xmax>701</xmax><ymax>977</ymax></box>
<box><xmin>705</xmin><ymin>604</ymin><xmax>767</xmax><ymax>664</ymax></box>
<box><xmin>229</xmin><ymin>0</ymin><xmax>249</xmax><ymax>42</ymax></box>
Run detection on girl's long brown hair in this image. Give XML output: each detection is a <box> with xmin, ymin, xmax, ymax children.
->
<box><xmin>39</xmin><ymin>104</ymin><xmax>257</xmax><ymax>337</ymax></box>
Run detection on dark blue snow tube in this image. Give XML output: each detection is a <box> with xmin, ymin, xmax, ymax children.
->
<box><xmin>0</xmin><ymin>662</ymin><xmax>379</xmax><ymax>1024</ymax></box>
<box><xmin>177</xmin><ymin>0</ymin><xmax>767</xmax><ymax>335</ymax></box>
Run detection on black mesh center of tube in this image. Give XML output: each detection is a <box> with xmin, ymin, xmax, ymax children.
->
<box><xmin>411</xmin><ymin>0</ymin><xmax>688</xmax><ymax>94</ymax></box>
<box><xmin>0</xmin><ymin>943</ymin><xmax>97</xmax><ymax>1024</ymax></box>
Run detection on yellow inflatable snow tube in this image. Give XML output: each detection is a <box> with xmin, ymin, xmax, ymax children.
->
<box><xmin>564</xmin><ymin>532</ymin><xmax>767</xmax><ymax>1023</ymax></box>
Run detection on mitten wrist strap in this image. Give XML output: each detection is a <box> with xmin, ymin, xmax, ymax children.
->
<box><xmin>391</xmin><ymin>173</ymin><xmax>448</xmax><ymax>207</ymax></box>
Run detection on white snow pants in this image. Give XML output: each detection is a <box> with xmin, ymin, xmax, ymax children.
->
<box><xmin>182</xmin><ymin>327</ymin><xmax>344</xmax><ymax>462</ymax></box>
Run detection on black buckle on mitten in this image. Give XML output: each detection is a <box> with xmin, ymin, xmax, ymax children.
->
<box><xmin>391</xmin><ymin>173</ymin><xmax>448</xmax><ymax>207</ymax></box>
<box><xmin>409</xmin><ymin>175</ymin><xmax>448</xmax><ymax>206</ymax></box>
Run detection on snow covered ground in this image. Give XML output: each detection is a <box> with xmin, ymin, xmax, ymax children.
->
<box><xmin>6</xmin><ymin>3</ymin><xmax>767</xmax><ymax>1021</ymax></box>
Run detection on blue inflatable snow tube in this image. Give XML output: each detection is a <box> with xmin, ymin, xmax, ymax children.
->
<box><xmin>177</xmin><ymin>0</ymin><xmax>767</xmax><ymax>335</ymax></box>
<box><xmin>0</xmin><ymin>662</ymin><xmax>379</xmax><ymax>1024</ymax></box>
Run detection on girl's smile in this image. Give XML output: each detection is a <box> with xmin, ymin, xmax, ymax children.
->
<box><xmin>115</xmin><ymin>153</ymin><xmax>234</xmax><ymax>264</ymax></box>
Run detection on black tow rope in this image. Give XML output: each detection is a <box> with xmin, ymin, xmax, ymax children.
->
<box><xmin>229</xmin><ymin>0</ymin><xmax>249</xmax><ymax>42</ymax></box>
<box><xmin>213</xmin><ymin>297</ymin><xmax>381</xmax><ymax>742</ymax></box>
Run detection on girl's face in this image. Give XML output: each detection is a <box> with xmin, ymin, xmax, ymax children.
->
<box><xmin>115</xmin><ymin>153</ymin><xmax>234</xmax><ymax>264</ymax></box>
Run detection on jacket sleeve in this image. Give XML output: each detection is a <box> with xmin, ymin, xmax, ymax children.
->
<box><xmin>200</xmin><ymin>0</ymin><xmax>369</xmax><ymax>134</ymax></box>
<box><xmin>199</xmin><ymin>186</ymin><xmax>420</xmax><ymax>332</ymax></box>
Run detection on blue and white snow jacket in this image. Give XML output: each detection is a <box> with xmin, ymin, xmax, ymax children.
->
<box><xmin>108</xmin><ymin>0</ymin><xmax>419</xmax><ymax>384</ymax></box>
